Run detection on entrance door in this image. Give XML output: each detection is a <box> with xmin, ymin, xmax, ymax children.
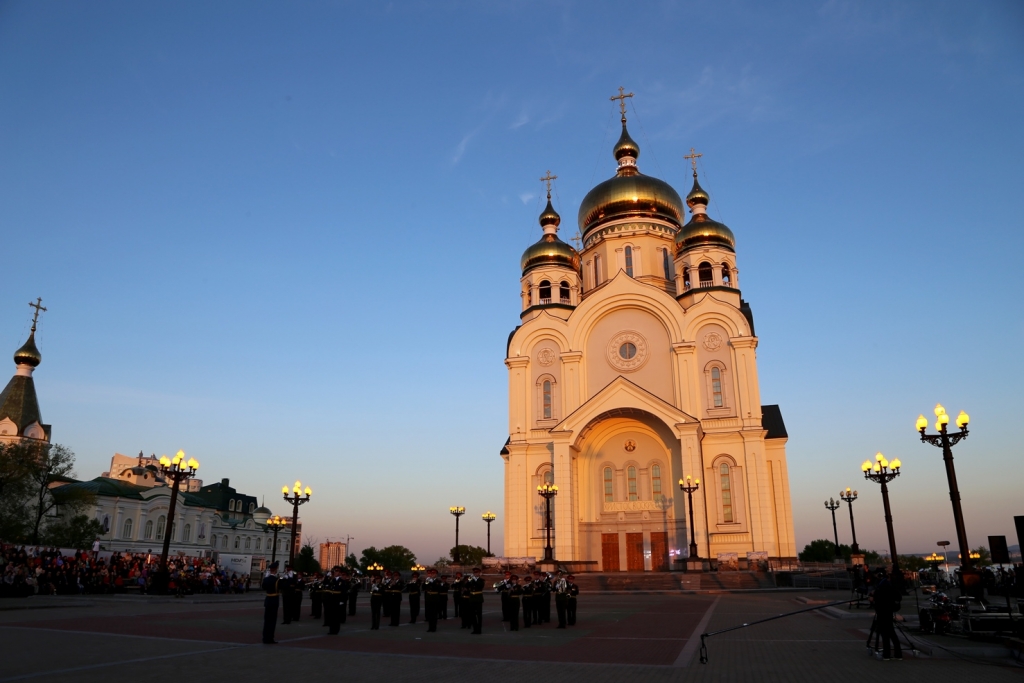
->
<box><xmin>650</xmin><ymin>532</ymin><xmax>668</xmax><ymax>571</ymax></box>
<box><xmin>601</xmin><ymin>533</ymin><xmax>620</xmax><ymax>572</ymax></box>
<box><xmin>626</xmin><ymin>532</ymin><xmax>645</xmax><ymax>571</ymax></box>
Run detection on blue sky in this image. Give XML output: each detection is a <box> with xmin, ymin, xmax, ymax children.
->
<box><xmin>1</xmin><ymin>1</ymin><xmax>1021</xmax><ymax>562</ymax></box>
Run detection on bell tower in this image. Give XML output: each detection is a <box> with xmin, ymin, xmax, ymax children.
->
<box><xmin>0</xmin><ymin>298</ymin><xmax>51</xmax><ymax>445</ymax></box>
<box><xmin>519</xmin><ymin>172</ymin><xmax>581</xmax><ymax>320</ymax></box>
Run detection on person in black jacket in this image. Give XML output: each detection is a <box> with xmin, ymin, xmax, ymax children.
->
<box><xmin>468</xmin><ymin>567</ymin><xmax>485</xmax><ymax>634</ymax></box>
<box><xmin>871</xmin><ymin>569</ymin><xmax>902</xmax><ymax>660</ymax></box>
<box><xmin>388</xmin><ymin>572</ymin><xmax>405</xmax><ymax>626</ymax></box>
<box><xmin>369</xmin><ymin>573</ymin><xmax>384</xmax><ymax>630</ymax></box>
<box><xmin>423</xmin><ymin>568</ymin><xmax>440</xmax><ymax>632</ymax></box>
<box><xmin>406</xmin><ymin>571</ymin><xmax>422</xmax><ymax>623</ymax></box>
<box><xmin>566</xmin><ymin>575</ymin><xmax>579</xmax><ymax>626</ymax></box>
<box><xmin>507</xmin><ymin>575</ymin><xmax>523</xmax><ymax>631</ymax></box>
<box><xmin>347</xmin><ymin>571</ymin><xmax>359</xmax><ymax>615</ymax></box>
<box><xmin>261</xmin><ymin>561</ymin><xmax>280</xmax><ymax>644</ymax></box>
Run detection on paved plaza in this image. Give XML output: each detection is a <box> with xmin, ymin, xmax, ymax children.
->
<box><xmin>1</xmin><ymin>590</ymin><xmax>1020</xmax><ymax>682</ymax></box>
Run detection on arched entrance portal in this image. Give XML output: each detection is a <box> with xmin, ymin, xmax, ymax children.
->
<box><xmin>574</xmin><ymin>408</ymin><xmax>686</xmax><ymax>571</ymax></box>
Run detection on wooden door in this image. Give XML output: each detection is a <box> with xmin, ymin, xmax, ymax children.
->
<box><xmin>650</xmin><ymin>532</ymin><xmax>669</xmax><ymax>572</ymax></box>
<box><xmin>601</xmin><ymin>533</ymin><xmax>620</xmax><ymax>572</ymax></box>
<box><xmin>626</xmin><ymin>532</ymin><xmax>645</xmax><ymax>571</ymax></box>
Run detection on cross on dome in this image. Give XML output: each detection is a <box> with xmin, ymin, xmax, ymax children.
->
<box><xmin>28</xmin><ymin>297</ymin><xmax>46</xmax><ymax>332</ymax></box>
<box><xmin>684</xmin><ymin>147</ymin><xmax>703</xmax><ymax>176</ymax></box>
<box><xmin>610</xmin><ymin>86</ymin><xmax>634</xmax><ymax>123</ymax></box>
<box><xmin>539</xmin><ymin>170</ymin><xmax>558</xmax><ymax>199</ymax></box>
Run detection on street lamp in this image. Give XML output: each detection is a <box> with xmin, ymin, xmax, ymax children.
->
<box><xmin>282</xmin><ymin>481</ymin><xmax>312</xmax><ymax>566</ymax></box>
<box><xmin>824</xmin><ymin>498</ymin><xmax>842</xmax><ymax>559</ymax></box>
<box><xmin>537</xmin><ymin>483</ymin><xmax>558</xmax><ymax>562</ymax></box>
<box><xmin>937</xmin><ymin>540</ymin><xmax>951</xmax><ymax>574</ymax></box>
<box><xmin>839</xmin><ymin>487</ymin><xmax>860</xmax><ymax>554</ymax></box>
<box><xmin>266</xmin><ymin>515</ymin><xmax>287</xmax><ymax>565</ymax></box>
<box><xmin>678</xmin><ymin>475</ymin><xmax>701</xmax><ymax>561</ymax></box>
<box><xmin>917</xmin><ymin>405</ymin><xmax>973</xmax><ymax>574</ymax></box>
<box><xmin>156</xmin><ymin>450</ymin><xmax>199</xmax><ymax>592</ymax></box>
<box><xmin>450</xmin><ymin>506</ymin><xmax>465</xmax><ymax>564</ymax></box>
<box><xmin>861</xmin><ymin>452</ymin><xmax>902</xmax><ymax>571</ymax></box>
<box><xmin>411</xmin><ymin>563</ymin><xmax>426</xmax><ymax>572</ymax></box>
<box><xmin>368</xmin><ymin>562</ymin><xmax>383</xmax><ymax>573</ymax></box>
<box><xmin>481</xmin><ymin>511</ymin><xmax>496</xmax><ymax>556</ymax></box>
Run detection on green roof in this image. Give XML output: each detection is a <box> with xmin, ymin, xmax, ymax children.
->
<box><xmin>60</xmin><ymin>477</ymin><xmax>212</xmax><ymax>507</ymax></box>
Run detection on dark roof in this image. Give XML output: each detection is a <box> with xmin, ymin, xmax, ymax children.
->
<box><xmin>0</xmin><ymin>374</ymin><xmax>49</xmax><ymax>437</ymax></box>
<box><xmin>499</xmin><ymin>437</ymin><xmax>510</xmax><ymax>456</ymax></box>
<box><xmin>59</xmin><ymin>477</ymin><xmax>211</xmax><ymax>506</ymax></box>
<box><xmin>761</xmin><ymin>405</ymin><xmax>787</xmax><ymax>439</ymax></box>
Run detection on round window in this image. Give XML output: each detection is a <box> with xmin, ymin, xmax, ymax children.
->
<box><xmin>619</xmin><ymin>342</ymin><xmax>637</xmax><ymax>360</ymax></box>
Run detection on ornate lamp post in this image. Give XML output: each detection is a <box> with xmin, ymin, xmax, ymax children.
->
<box><xmin>449</xmin><ymin>506</ymin><xmax>465</xmax><ymax>563</ymax></box>
<box><xmin>156</xmin><ymin>450</ymin><xmax>199</xmax><ymax>592</ymax></box>
<box><xmin>678</xmin><ymin>475</ymin><xmax>701</xmax><ymax>561</ymax></box>
<box><xmin>481</xmin><ymin>511</ymin><xmax>496</xmax><ymax>556</ymax></box>
<box><xmin>839</xmin><ymin>487</ymin><xmax>860</xmax><ymax>554</ymax></box>
<box><xmin>266</xmin><ymin>515</ymin><xmax>287</xmax><ymax>565</ymax></box>
<box><xmin>537</xmin><ymin>483</ymin><xmax>558</xmax><ymax>562</ymax></box>
<box><xmin>824</xmin><ymin>498</ymin><xmax>842</xmax><ymax>558</ymax></box>
<box><xmin>917</xmin><ymin>405</ymin><xmax>973</xmax><ymax>573</ymax></box>
<box><xmin>282</xmin><ymin>481</ymin><xmax>311</xmax><ymax>565</ymax></box>
<box><xmin>368</xmin><ymin>562</ymin><xmax>384</xmax><ymax>573</ymax></box>
<box><xmin>861</xmin><ymin>452</ymin><xmax>902</xmax><ymax>571</ymax></box>
<box><xmin>411</xmin><ymin>563</ymin><xmax>426</xmax><ymax>572</ymax></box>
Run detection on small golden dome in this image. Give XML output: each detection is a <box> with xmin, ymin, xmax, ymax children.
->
<box><xmin>676</xmin><ymin>214</ymin><xmax>736</xmax><ymax>252</ymax></box>
<box><xmin>521</xmin><ymin>234</ymin><xmax>580</xmax><ymax>275</ymax></box>
<box><xmin>14</xmin><ymin>331</ymin><xmax>41</xmax><ymax>368</ymax></box>
<box><xmin>539</xmin><ymin>198</ymin><xmax>560</xmax><ymax>227</ymax></box>
<box><xmin>686</xmin><ymin>174</ymin><xmax>710</xmax><ymax>206</ymax></box>
<box><xmin>612</xmin><ymin>124</ymin><xmax>640</xmax><ymax>162</ymax></box>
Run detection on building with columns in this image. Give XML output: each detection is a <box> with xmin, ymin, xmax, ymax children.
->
<box><xmin>502</xmin><ymin>105</ymin><xmax>797</xmax><ymax>570</ymax></box>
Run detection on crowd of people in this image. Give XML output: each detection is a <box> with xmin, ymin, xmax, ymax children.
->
<box><xmin>0</xmin><ymin>543</ymin><xmax>250</xmax><ymax>597</ymax></box>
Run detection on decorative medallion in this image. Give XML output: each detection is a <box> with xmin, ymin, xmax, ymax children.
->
<box><xmin>607</xmin><ymin>330</ymin><xmax>649</xmax><ymax>372</ymax></box>
<box><xmin>702</xmin><ymin>331</ymin><xmax>724</xmax><ymax>352</ymax></box>
<box><xmin>624</xmin><ymin>439</ymin><xmax>636</xmax><ymax>452</ymax></box>
<box><xmin>537</xmin><ymin>348</ymin><xmax>556</xmax><ymax>367</ymax></box>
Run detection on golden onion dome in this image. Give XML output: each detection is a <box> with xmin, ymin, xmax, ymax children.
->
<box><xmin>521</xmin><ymin>234</ymin><xmax>580</xmax><ymax>275</ymax></box>
<box><xmin>612</xmin><ymin>125</ymin><xmax>640</xmax><ymax>161</ymax></box>
<box><xmin>13</xmin><ymin>331</ymin><xmax>41</xmax><ymax>367</ymax></box>
<box><xmin>676</xmin><ymin>215</ymin><xmax>736</xmax><ymax>252</ymax></box>
<box><xmin>539</xmin><ymin>198</ymin><xmax>560</xmax><ymax>228</ymax></box>
<box><xmin>686</xmin><ymin>176</ymin><xmax>710</xmax><ymax>206</ymax></box>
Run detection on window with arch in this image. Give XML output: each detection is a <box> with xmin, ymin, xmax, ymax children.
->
<box><xmin>102</xmin><ymin>515</ymin><xmax>110</xmax><ymax>533</ymax></box>
<box><xmin>720</xmin><ymin>463</ymin><xmax>734</xmax><ymax>523</ymax></box>
<box><xmin>222</xmin><ymin>536</ymin><xmax>228</xmax><ymax>549</ymax></box>
<box><xmin>170</xmin><ymin>521</ymin><xmax>176</xmax><ymax>540</ymax></box>
<box><xmin>682</xmin><ymin>267</ymin><xmax>691</xmax><ymax>290</ymax></box>
<box><xmin>155</xmin><ymin>516</ymin><xmax>166</xmax><ymax>540</ymax></box>
<box><xmin>698</xmin><ymin>261</ymin><xmax>713</xmax><ymax>287</ymax></box>
<box><xmin>652</xmin><ymin>464</ymin><xmax>663</xmax><ymax>502</ymax></box>
<box><xmin>144</xmin><ymin>520</ymin><xmax>153</xmax><ymax>539</ymax></box>
<box><xmin>628</xmin><ymin>466</ymin><xmax>638</xmax><ymax>501</ymax></box>
<box><xmin>604</xmin><ymin>467</ymin><xmax>614</xmax><ymax>502</ymax></box>
<box><xmin>542</xmin><ymin>380</ymin><xmax>552</xmax><ymax>419</ymax></box>
<box><xmin>234</xmin><ymin>536</ymin><xmax>240</xmax><ymax>549</ymax></box>
<box><xmin>712</xmin><ymin>367</ymin><xmax>724</xmax><ymax>407</ymax></box>
<box><xmin>256</xmin><ymin>538</ymin><xmax>261</xmax><ymax>550</ymax></box>
<box><xmin>183</xmin><ymin>524</ymin><xmax>191</xmax><ymax>542</ymax></box>
<box><xmin>228</xmin><ymin>500</ymin><xmax>235</xmax><ymax>512</ymax></box>
<box><xmin>721</xmin><ymin>262</ymin><xmax>731</xmax><ymax>287</ymax></box>
<box><xmin>594</xmin><ymin>254</ymin><xmax>603</xmax><ymax>285</ymax></box>
<box><xmin>211</xmin><ymin>534</ymin><xmax>217</xmax><ymax>547</ymax></box>
<box><xmin>123</xmin><ymin>518</ymin><xmax>133</xmax><ymax>539</ymax></box>
<box><xmin>625</xmin><ymin>246</ymin><xmax>634</xmax><ymax>277</ymax></box>
<box><xmin>249</xmin><ymin>503</ymin><xmax>255</xmax><ymax>514</ymax></box>
<box><xmin>663</xmin><ymin>248</ymin><xmax>673</xmax><ymax>280</ymax></box>
<box><xmin>539</xmin><ymin>280</ymin><xmax>552</xmax><ymax>304</ymax></box>
<box><xmin>559</xmin><ymin>281</ymin><xmax>570</xmax><ymax>304</ymax></box>
<box><xmin>245</xmin><ymin>537</ymin><xmax>251</xmax><ymax>549</ymax></box>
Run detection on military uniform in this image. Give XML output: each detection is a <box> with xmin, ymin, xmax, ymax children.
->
<box><xmin>507</xmin><ymin>579</ymin><xmax>523</xmax><ymax>631</ymax></box>
<box><xmin>467</xmin><ymin>570</ymin><xmax>484</xmax><ymax>634</ymax></box>
<box><xmin>279</xmin><ymin>569</ymin><xmax>295</xmax><ymax>624</ymax></box>
<box><xmin>566</xmin><ymin>576</ymin><xmax>579</xmax><ymax>626</ymax></box>
<box><xmin>381</xmin><ymin>574</ymin><xmax>392</xmax><ymax>618</ymax></box>
<box><xmin>495</xmin><ymin>573</ymin><xmax>511</xmax><ymax>621</ymax></box>
<box><xmin>261</xmin><ymin>566</ymin><xmax>280</xmax><ymax>644</ymax></box>
<box><xmin>387</xmin><ymin>575</ymin><xmax>405</xmax><ymax>627</ymax></box>
<box><xmin>438</xmin><ymin>575</ymin><xmax>449</xmax><ymax>619</ymax></box>
<box><xmin>423</xmin><ymin>572</ymin><xmax>440</xmax><ymax>632</ymax></box>
<box><xmin>322</xmin><ymin>572</ymin><xmax>343</xmax><ymax>634</ymax></box>
<box><xmin>309</xmin><ymin>577</ymin><xmax>322</xmax><ymax>619</ymax></box>
<box><xmin>554</xmin><ymin>575</ymin><xmax>569</xmax><ymax>628</ymax></box>
<box><xmin>522</xmin><ymin>578</ymin><xmax>534</xmax><ymax>628</ymax></box>
<box><xmin>452</xmin><ymin>573</ymin><xmax>463</xmax><ymax>619</ymax></box>
<box><xmin>291</xmin><ymin>573</ymin><xmax>305</xmax><ymax>622</ymax></box>
<box><xmin>406</xmin><ymin>573</ymin><xmax>422</xmax><ymax>623</ymax></box>
<box><xmin>348</xmin><ymin>575</ymin><xmax>360</xmax><ymax>615</ymax></box>
<box><xmin>369</xmin><ymin>577</ymin><xmax>384</xmax><ymax>630</ymax></box>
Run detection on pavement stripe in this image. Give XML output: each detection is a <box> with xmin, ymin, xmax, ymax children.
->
<box><xmin>672</xmin><ymin>595</ymin><xmax>720</xmax><ymax>667</ymax></box>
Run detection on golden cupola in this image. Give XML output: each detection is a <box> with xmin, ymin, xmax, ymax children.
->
<box><xmin>521</xmin><ymin>195</ymin><xmax>580</xmax><ymax>275</ymax></box>
<box><xmin>676</xmin><ymin>171</ymin><xmax>735</xmax><ymax>253</ymax></box>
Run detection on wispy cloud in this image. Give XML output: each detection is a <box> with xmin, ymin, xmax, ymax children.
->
<box><xmin>510</xmin><ymin>110</ymin><xmax>530</xmax><ymax>130</ymax></box>
<box><xmin>451</xmin><ymin>126</ymin><xmax>482</xmax><ymax>164</ymax></box>
<box><xmin>519</xmin><ymin>192</ymin><xmax>535</xmax><ymax>204</ymax></box>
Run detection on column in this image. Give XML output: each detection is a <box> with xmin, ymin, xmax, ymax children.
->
<box><xmin>506</xmin><ymin>357</ymin><xmax>530</xmax><ymax>438</ymax></box>
<box><xmin>552</xmin><ymin>438</ymin><xmax>575</xmax><ymax>561</ymax></box>
<box><xmin>671</xmin><ymin>342</ymin><xmax>698</xmax><ymax>416</ymax></box>
<box><xmin>677</xmin><ymin>424</ymin><xmax>707</xmax><ymax>558</ymax></box>
<box><xmin>560</xmin><ymin>351</ymin><xmax>583</xmax><ymax>413</ymax></box>
<box><xmin>730</xmin><ymin>337</ymin><xmax>760</xmax><ymax>428</ymax></box>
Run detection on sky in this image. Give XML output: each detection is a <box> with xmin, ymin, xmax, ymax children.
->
<box><xmin>1</xmin><ymin>0</ymin><xmax>1022</xmax><ymax>563</ymax></box>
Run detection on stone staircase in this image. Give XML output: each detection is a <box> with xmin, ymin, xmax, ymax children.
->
<box><xmin>569</xmin><ymin>571</ymin><xmax>777</xmax><ymax>592</ymax></box>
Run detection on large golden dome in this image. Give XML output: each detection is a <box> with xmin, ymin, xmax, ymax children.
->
<box><xmin>578</xmin><ymin>122</ymin><xmax>684</xmax><ymax>236</ymax></box>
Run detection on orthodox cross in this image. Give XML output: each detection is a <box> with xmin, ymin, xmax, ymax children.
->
<box><xmin>28</xmin><ymin>297</ymin><xmax>46</xmax><ymax>331</ymax></box>
<box><xmin>570</xmin><ymin>231</ymin><xmax>582</xmax><ymax>250</ymax></box>
<box><xmin>684</xmin><ymin>147</ymin><xmax>703</xmax><ymax>174</ymax></box>
<box><xmin>540</xmin><ymin>170</ymin><xmax>557</xmax><ymax>199</ymax></box>
<box><xmin>610</xmin><ymin>87</ymin><xmax>634</xmax><ymax>121</ymax></box>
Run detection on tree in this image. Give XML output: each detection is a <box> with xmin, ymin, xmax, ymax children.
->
<box><xmin>0</xmin><ymin>442</ymin><xmax>38</xmax><ymax>541</ymax></box>
<box><xmin>798</xmin><ymin>539</ymin><xmax>845</xmax><ymax>563</ymax></box>
<box><xmin>972</xmin><ymin>546</ymin><xmax>991</xmax><ymax>566</ymax></box>
<box><xmin>26</xmin><ymin>444</ymin><xmax>78</xmax><ymax>544</ymax></box>
<box><xmin>43</xmin><ymin>514</ymin><xmax>105</xmax><ymax>549</ymax></box>
<box><xmin>294</xmin><ymin>543</ymin><xmax>321</xmax><ymax>573</ymax></box>
<box><xmin>359</xmin><ymin>545</ymin><xmax>416</xmax><ymax>571</ymax></box>
<box><xmin>433</xmin><ymin>557</ymin><xmax>451</xmax><ymax>569</ymax></box>
<box><xmin>897</xmin><ymin>555</ymin><xmax>928</xmax><ymax>572</ymax></box>
<box><xmin>345</xmin><ymin>553</ymin><xmax>360</xmax><ymax>570</ymax></box>
<box><xmin>450</xmin><ymin>544</ymin><xmax>489</xmax><ymax>567</ymax></box>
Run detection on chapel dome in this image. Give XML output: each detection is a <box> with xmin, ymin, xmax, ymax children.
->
<box><xmin>14</xmin><ymin>332</ymin><xmax>41</xmax><ymax>367</ymax></box>
<box><xmin>675</xmin><ymin>174</ymin><xmax>735</xmax><ymax>252</ymax></box>
<box><xmin>521</xmin><ymin>235</ymin><xmax>580</xmax><ymax>275</ymax></box>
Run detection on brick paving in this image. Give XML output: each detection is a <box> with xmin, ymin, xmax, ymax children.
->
<box><xmin>0</xmin><ymin>590</ymin><xmax>1020</xmax><ymax>682</ymax></box>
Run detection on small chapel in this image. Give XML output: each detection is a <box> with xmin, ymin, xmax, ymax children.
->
<box><xmin>501</xmin><ymin>94</ymin><xmax>797</xmax><ymax>571</ymax></box>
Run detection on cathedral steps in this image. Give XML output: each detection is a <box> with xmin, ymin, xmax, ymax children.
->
<box><xmin>568</xmin><ymin>571</ymin><xmax>778</xmax><ymax>593</ymax></box>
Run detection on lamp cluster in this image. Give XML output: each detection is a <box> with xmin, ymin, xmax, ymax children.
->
<box><xmin>862</xmin><ymin>451</ymin><xmax>901</xmax><ymax>482</ymax></box>
<box><xmin>158</xmin><ymin>449</ymin><xmax>199</xmax><ymax>473</ymax></box>
<box><xmin>917</xmin><ymin>403</ymin><xmax>968</xmax><ymax>435</ymax></box>
<box><xmin>283</xmin><ymin>480</ymin><xmax>312</xmax><ymax>499</ymax></box>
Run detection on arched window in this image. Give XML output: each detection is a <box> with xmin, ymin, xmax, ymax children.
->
<box><xmin>604</xmin><ymin>467</ymin><xmax>614</xmax><ymax>502</ymax></box>
<box><xmin>542</xmin><ymin>380</ymin><xmax>552</xmax><ymax>419</ymax></box>
<box><xmin>255</xmin><ymin>538</ymin><xmax>261</xmax><ymax>550</ymax></box>
<box><xmin>682</xmin><ymin>267</ymin><xmax>691</xmax><ymax>290</ymax></box>
<box><xmin>245</xmin><ymin>537</ymin><xmax>251</xmax><ymax>549</ymax></box>
<box><xmin>183</xmin><ymin>524</ymin><xmax>191</xmax><ymax>542</ymax></box>
<box><xmin>228</xmin><ymin>500</ymin><xmax>235</xmax><ymax>512</ymax></box>
<box><xmin>249</xmin><ymin>503</ymin><xmax>255</xmax><ymax>514</ymax></box>
<box><xmin>594</xmin><ymin>254</ymin><xmax>603</xmax><ymax>285</ymax></box>
<box><xmin>559</xmin><ymin>281</ymin><xmax>570</xmax><ymax>304</ymax></box>
<box><xmin>222</xmin><ymin>536</ymin><xmax>228</xmax><ymax>549</ymax></box>
<box><xmin>144</xmin><ymin>520</ymin><xmax>153</xmax><ymax>539</ymax></box>
<box><xmin>663</xmin><ymin>249</ymin><xmax>672</xmax><ymax>280</ymax></box>
<box><xmin>539</xmin><ymin>280</ymin><xmax>551</xmax><ymax>304</ymax></box>
<box><xmin>625</xmin><ymin>246</ymin><xmax>634</xmax><ymax>277</ymax></box>
<box><xmin>102</xmin><ymin>515</ymin><xmax>110</xmax><ymax>533</ymax></box>
<box><xmin>628</xmin><ymin>466</ymin><xmax>638</xmax><ymax>501</ymax></box>
<box><xmin>652</xmin><ymin>465</ymin><xmax>663</xmax><ymax>502</ymax></box>
<box><xmin>721</xmin><ymin>262</ymin><xmax>731</xmax><ymax>287</ymax></box>
<box><xmin>720</xmin><ymin>463</ymin><xmax>733</xmax><ymax>523</ymax></box>
<box><xmin>123</xmin><ymin>518</ymin><xmax>133</xmax><ymax>539</ymax></box>
<box><xmin>698</xmin><ymin>261</ymin><xmax>713</xmax><ymax>288</ymax></box>
<box><xmin>234</xmin><ymin>536</ymin><xmax>240</xmax><ymax>549</ymax></box>
<box><xmin>155</xmin><ymin>516</ymin><xmax>166</xmax><ymax>541</ymax></box>
<box><xmin>712</xmin><ymin>367</ymin><xmax>724</xmax><ymax>407</ymax></box>
<box><xmin>170</xmin><ymin>522</ymin><xmax>176</xmax><ymax>540</ymax></box>
<box><xmin>211</xmin><ymin>534</ymin><xmax>217</xmax><ymax>547</ymax></box>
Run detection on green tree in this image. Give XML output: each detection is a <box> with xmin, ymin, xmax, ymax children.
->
<box><xmin>450</xmin><ymin>544</ymin><xmax>489</xmax><ymax>567</ymax></box>
<box><xmin>345</xmin><ymin>553</ymin><xmax>360</xmax><ymax>570</ymax></box>
<box><xmin>359</xmin><ymin>545</ymin><xmax>416</xmax><ymax>571</ymax></box>
<box><xmin>972</xmin><ymin>546</ymin><xmax>991</xmax><ymax>566</ymax></box>
<box><xmin>897</xmin><ymin>555</ymin><xmax>928</xmax><ymax>571</ymax></box>
<box><xmin>26</xmin><ymin>444</ymin><xmax>79</xmax><ymax>544</ymax></box>
<box><xmin>433</xmin><ymin>556</ymin><xmax>451</xmax><ymax>569</ymax></box>
<box><xmin>798</xmin><ymin>539</ymin><xmax>845</xmax><ymax>563</ymax></box>
<box><xmin>294</xmin><ymin>543</ymin><xmax>321</xmax><ymax>573</ymax></box>
<box><xmin>0</xmin><ymin>442</ymin><xmax>36</xmax><ymax>541</ymax></box>
<box><xmin>43</xmin><ymin>514</ymin><xmax>105</xmax><ymax>548</ymax></box>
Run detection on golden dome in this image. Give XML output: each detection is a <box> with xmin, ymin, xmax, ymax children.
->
<box><xmin>521</xmin><ymin>234</ymin><xmax>580</xmax><ymax>275</ymax></box>
<box><xmin>14</xmin><ymin>331</ymin><xmax>41</xmax><ymax>368</ymax></box>
<box><xmin>612</xmin><ymin>125</ymin><xmax>640</xmax><ymax>161</ymax></box>
<box><xmin>676</xmin><ymin>215</ymin><xmax>735</xmax><ymax>252</ymax></box>
<box><xmin>686</xmin><ymin>176</ymin><xmax>710</xmax><ymax>206</ymax></box>
<box><xmin>539</xmin><ymin>198</ymin><xmax>560</xmax><ymax>228</ymax></box>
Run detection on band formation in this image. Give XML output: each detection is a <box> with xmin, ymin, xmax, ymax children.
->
<box><xmin>260</xmin><ymin>560</ymin><xmax>580</xmax><ymax>644</ymax></box>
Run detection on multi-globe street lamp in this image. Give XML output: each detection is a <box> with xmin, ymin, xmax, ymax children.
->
<box><xmin>678</xmin><ymin>475</ymin><xmax>701</xmax><ymax>561</ymax></box>
<box><xmin>156</xmin><ymin>450</ymin><xmax>200</xmax><ymax>591</ymax></box>
<box><xmin>368</xmin><ymin>562</ymin><xmax>384</xmax><ymax>573</ymax></box>
<box><xmin>266</xmin><ymin>515</ymin><xmax>287</xmax><ymax>564</ymax></box>
<box><xmin>282</xmin><ymin>481</ymin><xmax>312</xmax><ymax>565</ymax></box>
<box><xmin>481</xmin><ymin>511</ymin><xmax>496</xmax><ymax>556</ymax></box>
<box><xmin>917</xmin><ymin>405</ymin><xmax>973</xmax><ymax>575</ymax></box>
<box><xmin>861</xmin><ymin>452</ymin><xmax>902</xmax><ymax>571</ymax></box>
<box><xmin>537</xmin><ymin>483</ymin><xmax>558</xmax><ymax>562</ymax></box>
<box><xmin>839</xmin><ymin>487</ymin><xmax>860</xmax><ymax>554</ymax></box>
<box><xmin>449</xmin><ymin>506</ymin><xmax>465</xmax><ymax>564</ymax></box>
<box><xmin>824</xmin><ymin>498</ymin><xmax>842</xmax><ymax>558</ymax></box>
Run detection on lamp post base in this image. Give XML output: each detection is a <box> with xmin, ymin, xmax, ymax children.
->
<box><xmin>685</xmin><ymin>559</ymin><xmax>706</xmax><ymax>572</ymax></box>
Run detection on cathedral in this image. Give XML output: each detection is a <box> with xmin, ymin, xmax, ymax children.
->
<box><xmin>501</xmin><ymin>98</ymin><xmax>797</xmax><ymax>571</ymax></box>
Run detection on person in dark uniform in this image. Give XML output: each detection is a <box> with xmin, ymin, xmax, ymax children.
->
<box><xmin>348</xmin><ymin>571</ymin><xmax>360</xmax><ymax>616</ymax></box>
<box><xmin>381</xmin><ymin>570</ymin><xmax>392</xmax><ymax>618</ymax></box>
<box><xmin>566</xmin><ymin>575</ymin><xmax>579</xmax><ymax>626</ymax></box>
<box><xmin>323</xmin><ymin>566</ymin><xmax>342</xmax><ymax>635</ymax></box>
<box><xmin>871</xmin><ymin>569</ymin><xmax>903</xmax><ymax>660</ymax></box>
<box><xmin>458</xmin><ymin>574</ymin><xmax>472</xmax><ymax>629</ymax></box>
<box><xmin>439</xmin><ymin>573</ymin><xmax>450</xmax><ymax>619</ymax></box>
<box><xmin>530</xmin><ymin>571</ymin><xmax>545</xmax><ymax>625</ymax></box>
<box><xmin>496</xmin><ymin>570</ymin><xmax>511</xmax><ymax>621</ymax></box>
<box><xmin>540</xmin><ymin>572</ymin><xmax>552</xmax><ymax>623</ymax></box>
<box><xmin>309</xmin><ymin>574</ymin><xmax>322</xmax><ymax>620</ymax></box>
<box><xmin>452</xmin><ymin>571</ymin><xmax>463</xmax><ymax>619</ymax></box>
<box><xmin>468</xmin><ymin>566</ymin><xmax>485</xmax><ymax>634</ymax></box>
<box><xmin>507</xmin><ymin>574</ymin><xmax>523</xmax><ymax>631</ymax></box>
<box><xmin>423</xmin><ymin>568</ymin><xmax>440</xmax><ymax>632</ymax></box>
<box><xmin>279</xmin><ymin>564</ymin><xmax>295</xmax><ymax>624</ymax></box>
<box><xmin>291</xmin><ymin>571</ymin><xmax>305</xmax><ymax>622</ymax></box>
<box><xmin>261</xmin><ymin>561</ymin><xmax>280</xmax><ymax>644</ymax></box>
<box><xmin>406</xmin><ymin>570</ymin><xmax>422</xmax><ymax>623</ymax></box>
<box><xmin>522</xmin><ymin>575</ymin><xmax>534</xmax><ymax>628</ymax></box>
<box><xmin>554</xmin><ymin>572</ymin><xmax>568</xmax><ymax>629</ymax></box>
<box><xmin>337</xmin><ymin>569</ymin><xmax>350</xmax><ymax>624</ymax></box>
<box><xmin>388</xmin><ymin>571</ymin><xmax>405</xmax><ymax>626</ymax></box>
<box><xmin>369</xmin><ymin>573</ymin><xmax>384</xmax><ymax>630</ymax></box>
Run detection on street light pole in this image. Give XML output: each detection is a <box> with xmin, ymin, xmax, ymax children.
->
<box><xmin>839</xmin><ymin>488</ymin><xmax>860</xmax><ymax>554</ymax></box>
<box><xmin>282</xmin><ymin>481</ymin><xmax>312</xmax><ymax>566</ymax></box>
<box><xmin>537</xmin><ymin>484</ymin><xmax>558</xmax><ymax>562</ymax></box>
<box><xmin>481</xmin><ymin>511</ymin><xmax>496</xmax><ymax>556</ymax></box>
<box><xmin>862</xmin><ymin>452</ymin><xmax>902</xmax><ymax>571</ymax></box>
<box><xmin>917</xmin><ymin>405</ymin><xmax>972</xmax><ymax>572</ymax></box>
<box><xmin>678</xmin><ymin>476</ymin><xmax>701</xmax><ymax>560</ymax></box>
<box><xmin>267</xmin><ymin>515</ymin><xmax>287</xmax><ymax>565</ymax></box>
<box><xmin>156</xmin><ymin>450</ymin><xmax>199</xmax><ymax>592</ymax></box>
<box><xmin>824</xmin><ymin>498</ymin><xmax>842</xmax><ymax>558</ymax></box>
<box><xmin>450</xmin><ymin>507</ymin><xmax>465</xmax><ymax>564</ymax></box>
